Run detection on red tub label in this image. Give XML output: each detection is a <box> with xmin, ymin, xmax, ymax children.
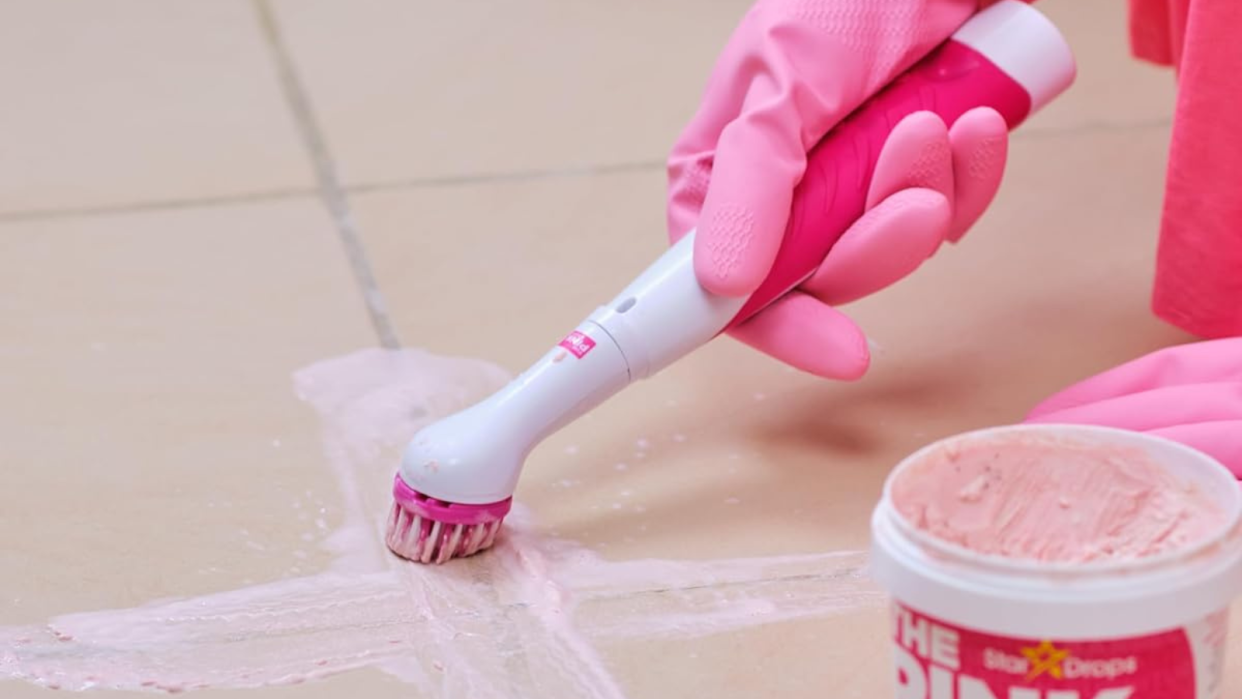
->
<box><xmin>891</xmin><ymin>603</ymin><xmax>1228</xmax><ymax>698</ymax></box>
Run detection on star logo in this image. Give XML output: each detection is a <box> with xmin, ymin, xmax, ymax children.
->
<box><xmin>1022</xmin><ymin>640</ymin><xmax>1071</xmax><ymax>681</ymax></box>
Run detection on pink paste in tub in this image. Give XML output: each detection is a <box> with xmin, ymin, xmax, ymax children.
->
<box><xmin>871</xmin><ymin>425</ymin><xmax>1242</xmax><ymax>699</ymax></box>
<box><xmin>890</xmin><ymin>436</ymin><xmax>1227</xmax><ymax>563</ymax></box>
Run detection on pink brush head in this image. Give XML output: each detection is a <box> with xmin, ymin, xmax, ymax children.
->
<box><xmin>385</xmin><ymin>473</ymin><xmax>513</xmax><ymax>564</ymax></box>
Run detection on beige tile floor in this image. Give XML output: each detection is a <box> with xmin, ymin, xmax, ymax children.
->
<box><xmin>2</xmin><ymin>0</ymin><xmax>1237</xmax><ymax>697</ymax></box>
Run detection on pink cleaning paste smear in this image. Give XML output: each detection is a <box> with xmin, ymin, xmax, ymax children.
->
<box><xmin>0</xmin><ymin>348</ymin><xmax>883</xmax><ymax>697</ymax></box>
<box><xmin>891</xmin><ymin>432</ymin><xmax>1228</xmax><ymax>562</ymax></box>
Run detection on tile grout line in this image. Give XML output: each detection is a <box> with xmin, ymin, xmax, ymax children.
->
<box><xmin>346</xmin><ymin>158</ymin><xmax>667</xmax><ymax>195</ymax></box>
<box><xmin>0</xmin><ymin>187</ymin><xmax>318</xmax><ymax>225</ymax></box>
<box><xmin>0</xmin><ymin>160</ymin><xmax>667</xmax><ymax>225</ymax></box>
<box><xmin>0</xmin><ymin>117</ymin><xmax>1173</xmax><ymax>226</ymax></box>
<box><xmin>1013</xmin><ymin>116</ymin><xmax>1173</xmax><ymax>139</ymax></box>
<box><xmin>253</xmin><ymin>0</ymin><xmax>401</xmax><ymax>350</ymax></box>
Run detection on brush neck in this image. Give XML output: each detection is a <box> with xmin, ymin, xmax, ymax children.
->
<box><xmin>488</xmin><ymin>321</ymin><xmax>633</xmax><ymax>451</ymax></box>
<box><xmin>589</xmin><ymin>232</ymin><xmax>745</xmax><ymax>379</ymax></box>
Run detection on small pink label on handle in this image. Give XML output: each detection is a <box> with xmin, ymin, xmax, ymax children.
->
<box><xmin>558</xmin><ymin>331</ymin><xmax>596</xmax><ymax>359</ymax></box>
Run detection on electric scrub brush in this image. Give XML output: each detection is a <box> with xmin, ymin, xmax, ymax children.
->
<box><xmin>387</xmin><ymin>0</ymin><xmax>1077</xmax><ymax>564</ymax></box>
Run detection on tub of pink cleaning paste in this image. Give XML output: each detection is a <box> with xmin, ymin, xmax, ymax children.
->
<box><xmin>870</xmin><ymin>424</ymin><xmax>1242</xmax><ymax>699</ymax></box>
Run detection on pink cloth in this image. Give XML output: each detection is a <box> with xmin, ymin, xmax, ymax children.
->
<box><xmin>1130</xmin><ymin>0</ymin><xmax>1242</xmax><ymax>338</ymax></box>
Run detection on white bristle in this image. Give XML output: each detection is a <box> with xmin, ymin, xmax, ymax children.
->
<box><xmin>411</xmin><ymin>513</ymin><xmax>425</xmax><ymax>558</ymax></box>
<box><xmin>439</xmin><ymin>524</ymin><xmax>465</xmax><ymax>564</ymax></box>
<box><xmin>466</xmin><ymin>522</ymin><xmax>487</xmax><ymax>553</ymax></box>
<box><xmin>481</xmin><ymin>521</ymin><xmax>500</xmax><ymax>550</ymax></box>
<box><xmin>420</xmin><ymin>520</ymin><xmax>442</xmax><ymax>564</ymax></box>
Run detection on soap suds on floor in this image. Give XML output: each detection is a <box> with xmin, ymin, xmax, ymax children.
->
<box><xmin>0</xmin><ymin>348</ymin><xmax>881</xmax><ymax>697</ymax></box>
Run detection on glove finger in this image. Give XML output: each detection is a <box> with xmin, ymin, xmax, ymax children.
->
<box><xmin>1028</xmin><ymin>339</ymin><xmax>1242</xmax><ymax>418</ymax></box>
<box><xmin>694</xmin><ymin>108</ymin><xmax>810</xmax><ymax>297</ymax></box>
<box><xmin>728</xmin><ymin>292</ymin><xmax>870</xmax><ymax>380</ymax></box>
<box><xmin>866</xmin><ymin>111</ymin><xmax>952</xmax><ymax>210</ymax></box>
<box><xmin>1025</xmin><ymin>382</ymin><xmax>1242</xmax><ymax>432</ymax></box>
<box><xmin>1149</xmin><ymin>421</ymin><xmax>1242</xmax><ymax>479</ymax></box>
<box><xmin>945</xmin><ymin>107</ymin><xmax>1008</xmax><ymax>242</ymax></box>
<box><xmin>802</xmin><ymin>188</ymin><xmax>951</xmax><ymax>306</ymax></box>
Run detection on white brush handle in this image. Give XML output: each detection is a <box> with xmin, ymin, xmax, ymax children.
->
<box><xmin>511</xmin><ymin>229</ymin><xmax>738</xmax><ymax>437</ymax></box>
<box><xmin>397</xmin><ymin>231</ymin><xmax>734</xmax><ymax>505</ymax></box>
<box><xmin>590</xmin><ymin>230</ymin><xmax>745</xmax><ymax>379</ymax></box>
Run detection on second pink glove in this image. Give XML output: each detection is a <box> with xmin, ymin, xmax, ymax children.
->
<box><xmin>1026</xmin><ymin>339</ymin><xmax>1242</xmax><ymax>477</ymax></box>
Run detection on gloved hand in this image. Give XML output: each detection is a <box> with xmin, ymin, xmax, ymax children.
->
<box><xmin>1026</xmin><ymin>339</ymin><xmax>1242</xmax><ymax>477</ymax></box>
<box><xmin>668</xmin><ymin>0</ymin><xmax>1007</xmax><ymax>380</ymax></box>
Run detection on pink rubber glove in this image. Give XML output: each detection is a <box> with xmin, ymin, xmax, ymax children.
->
<box><xmin>1026</xmin><ymin>339</ymin><xmax>1242</xmax><ymax>477</ymax></box>
<box><xmin>668</xmin><ymin>0</ymin><xmax>1007</xmax><ymax>380</ymax></box>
